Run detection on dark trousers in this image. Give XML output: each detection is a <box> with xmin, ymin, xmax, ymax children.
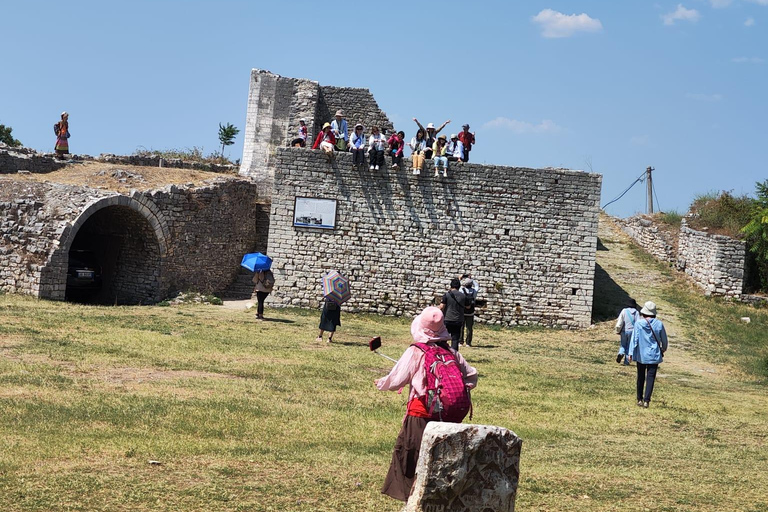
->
<box><xmin>256</xmin><ymin>291</ymin><xmax>269</xmax><ymax>317</ymax></box>
<box><xmin>369</xmin><ymin>149</ymin><xmax>385</xmax><ymax>167</ymax></box>
<box><xmin>463</xmin><ymin>147</ymin><xmax>470</xmax><ymax>162</ymax></box>
<box><xmin>391</xmin><ymin>152</ymin><xmax>403</xmax><ymax>167</ymax></box>
<box><xmin>445</xmin><ymin>321</ymin><xmax>463</xmax><ymax>351</ymax></box>
<box><xmin>460</xmin><ymin>315</ymin><xmax>474</xmax><ymax>346</ymax></box>
<box><xmin>636</xmin><ymin>362</ymin><xmax>659</xmax><ymax>402</ymax></box>
<box><xmin>351</xmin><ymin>148</ymin><xmax>366</xmax><ymax>166</ymax></box>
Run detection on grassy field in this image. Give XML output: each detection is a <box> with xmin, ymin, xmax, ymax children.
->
<box><xmin>1</xmin><ymin>219</ymin><xmax>767</xmax><ymax>511</ymax></box>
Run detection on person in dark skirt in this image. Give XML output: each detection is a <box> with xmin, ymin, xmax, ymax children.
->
<box><xmin>375</xmin><ymin>306</ymin><xmax>478</xmax><ymax>501</ymax></box>
<box><xmin>316</xmin><ymin>298</ymin><xmax>341</xmax><ymax>342</ymax></box>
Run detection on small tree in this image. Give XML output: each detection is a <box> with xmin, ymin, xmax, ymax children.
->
<box><xmin>0</xmin><ymin>124</ymin><xmax>22</xmax><ymax>147</ymax></box>
<box><xmin>218</xmin><ymin>122</ymin><xmax>239</xmax><ymax>157</ymax></box>
<box><xmin>742</xmin><ymin>180</ymin><xmax>768</xmax><ymax>290</ymax></box>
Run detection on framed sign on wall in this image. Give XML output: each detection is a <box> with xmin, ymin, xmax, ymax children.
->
<box><xmin>293</xmin><ymin>197</ymin><xmax>337</xmax><ymax>229</ymax></box>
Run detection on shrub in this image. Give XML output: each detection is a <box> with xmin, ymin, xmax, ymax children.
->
<box><xmin>659</xmin><ymin>210</ymin><xmax>683</xmax><ymax>227</ymax></box>
<box><xmin>688</xmin><ymin>191</ymin><xmax>753</xmax><ymax>237</ymax></box>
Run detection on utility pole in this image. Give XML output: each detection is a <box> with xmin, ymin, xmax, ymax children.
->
<box><xmin>646</xmin><ymin>166</ymin><xmax>654</xmax><ymax>214</ymax></box>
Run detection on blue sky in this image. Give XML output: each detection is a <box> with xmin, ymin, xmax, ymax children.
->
<box><xmin>2</xmin><ymin>0</ymin><xmax>766</xmax><ymax>218</ymax></box>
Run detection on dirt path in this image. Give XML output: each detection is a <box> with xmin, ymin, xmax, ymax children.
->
<box><xmin>596</xmin><ymin>214</ymin><xmax>726</xmax><ymax>381</ymax></box>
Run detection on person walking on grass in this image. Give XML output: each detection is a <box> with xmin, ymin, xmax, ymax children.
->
<box><xmin>252</xmin><ymin>269</ymin><xmax>275</xmax><ymax>321</ymax></box>
<box><xmin>627</xmin><ymin>301</ymin><xmax>668</xmax><ymax>408</ymax></box>
<box><xmin>316</xmin><ymin>297</ymin><xmax>341</xmax><ymax>342</ymax></box>
<box><xmin>375</xmin><ymin>306</ymin><xmax>478</xmax><ymax>502</ymax></box>
<box><xmin>440</xmin><ymin>278</ymin><xmax>466</xmax><ymax>351</ymax></box>
<box><xmin>460</xmin><ymin>277</ymin><xmax>477</xmax><ymax>347</ymax></box>
<box><xmin>615</xmin><ymin>298</ymin><xmax>639</xmax><ymax>365</ymax></box>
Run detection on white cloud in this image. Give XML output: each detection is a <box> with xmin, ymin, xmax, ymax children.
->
<box><xmin>732</xmin><ymin>56</ymin><xmax>764</xmax><ymax>63</ymax></box>
<box><xmin>483</xmin><ymin>117</ymin><xmax>563</xmax><ymax>134</ymax></box>
<box><xmin>630</xmin><ymin>135</ymin><xmax>650</xmax><ymax>146</ymax></box>
<box><xmin>746</xmin><ymin>0</ymin><xmax>768</xmax><ymax>5</ymax></box>
<box><xmin>685</xmin><ymin>92</ymin><xmax>723</xmax><ymax>101</ymax></box>
<box><xmin>744</xmin><ymin>17</ymin><xmax>755</xmax><ymax>26</ymax></box>
<box><xmin>531</xmin><ymin>9</ymin><xmax>603</xmax><ymax>38</ymax></box>
<box><xmin>662</xmin><ymin>4</ymin><xmax>701</xmax><ymax>25</ymax></box>
<box><xmin>709</xmin><ymin>0</ymin><xmax>733</xmax><ymax>7</ymax></box>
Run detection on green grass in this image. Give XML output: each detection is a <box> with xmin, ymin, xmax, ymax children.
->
<box><xmin>1</xmin><ymin>279</ymin><xmax>768</xmax><ymax>510</ymax></box>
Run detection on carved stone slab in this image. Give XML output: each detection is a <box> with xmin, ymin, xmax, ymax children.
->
<box><xmin>404</xmin><ymin>423</ymin><xmax>522</xmax><ymax>512</ymax></box>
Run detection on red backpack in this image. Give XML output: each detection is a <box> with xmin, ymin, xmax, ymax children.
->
<box><xmin>412</xmin><ymin>343</ymin><xmax>472</xmax><ymax>423</ymax></box>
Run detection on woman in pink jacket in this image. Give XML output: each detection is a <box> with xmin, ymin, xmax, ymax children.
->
<box><xmin>375</xmin><ymin>306</ymin><xmax>478</xmax><ymax>501</ymax></box>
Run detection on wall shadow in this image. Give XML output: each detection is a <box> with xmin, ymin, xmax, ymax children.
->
<box><xmin>591</xmin><ymin>262</ymin><xmax>632</xmax><ymax>323</ymax></box>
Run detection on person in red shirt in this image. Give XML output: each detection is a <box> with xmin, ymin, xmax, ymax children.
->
<box><xmin>312</xmin><ymin>122</ymin><xmax>336</xmax><ymax>161</ymax></box>
<box><xmin>458</xmin><ymin>124</ymin><xmax>476</xmax><ymax>162</ymax></box>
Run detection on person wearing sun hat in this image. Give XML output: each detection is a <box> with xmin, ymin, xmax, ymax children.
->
<box><xmin>458</xmin><ymin>123</ymin><xmax>475</xmax><ymax>162</ymax></box>
<box><xmin>432</xmin><ymin>134</ymin><xmax>449</xmax><ymax>177</ymax></box>
<box><xmin>412</xmin><ymin>117</ymin><xmax>451</xmax><ymax>159</ymax></box>
<box><xmin>375</xmin><ymin>306</ymin><xmax>478</xmax><ymax>502</ymax></box>
<box><xmin>54</xmin><ymin>111</ymin><xmax>70</xmax><ymax>158</ymax></box>
<box><xmin>311</xmin><ymin>122</ymin><xmax>336</xmax><ymax>161</ymax></box>
<box><xmin>627</xmin><ymin>301</ymin><xmax>668</xmax><ymax>408</ymax></box>
<box><xmin>331</xmin><ymin>109</ymin><xmax>348</xmax><ymax>151</ymax></box>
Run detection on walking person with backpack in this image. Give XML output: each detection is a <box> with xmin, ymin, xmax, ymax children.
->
<box><xmin>460</xmin><ymin>277</ymin><xmax>477</xmax><ymax>347</ymax></box>
<box><xmin>252</xmin><ymin>269</ymin><xmax>275</xmax><ymax>321</ymax></box>
<box><xmin>375</xmin><ymin>306</ymin><xmax>478</xmax><ymax>502</ymax></box>
<box><xmin>440</xmin><ymin>278</ymin><xmax>466</xmax><ymax>351</ymax></box>
<box><xmin>615</xmin><ymin>298</ymin><xmax>640</xmax><ymax>365</ymax></box>
<box><xmin>627</xmin><ymin>301</ymin><xmax>668</xmax><ymax>408</ymax></box>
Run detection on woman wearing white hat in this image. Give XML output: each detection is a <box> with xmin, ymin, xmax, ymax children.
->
<box><xmin>627</xmin><ymin>301</ymin><xmax>668</xmax><ymax>408</ymax></box>
<box><xmin>54</xmin><ymin>111</ymin><xmax>70</xmax><ymax>158</ymax></box>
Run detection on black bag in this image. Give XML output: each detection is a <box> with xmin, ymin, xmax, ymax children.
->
<box><xmin>53</xmin><ymin>123</ymin><xmax>59</xmax><ymax>136</ymax></box>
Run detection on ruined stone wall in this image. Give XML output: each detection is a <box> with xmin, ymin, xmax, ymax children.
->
<box><xmin>677</xmin><ymin>221</ymin><xmax>746</xmax><ymax>297</ymax></box>
<box><xmin>618</xmin><ymin>215</ymin><xmax>678</xmax><ymax>264</ymax></box>
<box><xmin>1</xmin><ymin>177</ymin><xmax>266</xmax><ymax>301</ymax></box>
<box><xmin>239</xmin><ymin>69</ymin><xmax>393</xmax><ymax>196</ymax></box>
<box><xmin>0</xmin><ymin>145</ymin><xmax>70</xmax><ymax>174</ymax></box>
<box><xmin>267</xmin><ymin>148</ymin><xmax>601</xmax><ymax>329</ymax></box>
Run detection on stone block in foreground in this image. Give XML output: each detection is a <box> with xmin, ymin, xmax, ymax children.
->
<box><xmin>405</xmin><ymin>423</ymin><xmax>522</xmax><ymax>512</ymax></box>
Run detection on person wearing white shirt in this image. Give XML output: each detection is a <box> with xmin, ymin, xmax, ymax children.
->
<box><xmin>368</xmin><ymin>126</ymin><xmax>388</xmax><ymax>170</ymax></box>
<box><xmin>446</xmin><ymin>134</ymin><xmax>464</xmax><ymax>162</ymax></box>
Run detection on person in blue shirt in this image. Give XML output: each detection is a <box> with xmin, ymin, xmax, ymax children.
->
<box><xmin>614</xmin><ymin>298</ymin><xmax>639</xmax><ymax>365</ymax></box>
<box><xmin>627</xmin><ymin>301</ymin><xmax>668</xmax><ymax>408</ymax></box>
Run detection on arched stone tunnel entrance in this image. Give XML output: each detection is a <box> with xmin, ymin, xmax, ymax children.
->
<box><xmin>49</xmin><ymin>195</ymin><xmax>170</xmax><ymax>305</ymax></box>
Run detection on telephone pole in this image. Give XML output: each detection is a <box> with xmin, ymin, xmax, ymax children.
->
<box><xmin>646</xmin><ymin>166</ymin><xmax>654</xmax><ymax>214</ymax></box>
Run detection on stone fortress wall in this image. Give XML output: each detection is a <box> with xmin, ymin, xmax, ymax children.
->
<box><xmin>618</xmin><ymin>215</ymin><xmax>747</xmax><ymax>298</ymax></box>
<box><xmin>267</xmin><ymin>148</ymin><xmax>602</xmax><ymax>329</ymax></box>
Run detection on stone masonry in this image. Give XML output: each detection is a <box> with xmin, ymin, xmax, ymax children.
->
<box><xmin>239</xmin><ymin>69</ymin><xmax>393</xmax><ymax>197</ymax></box>
<box><xmin>266</xmin><ymin>148</ymin><xmax>602</xmax><ymax>329</ymax></box>
<box><xmin>617</xmin><ymin>215</ymin><xmax>677</xmax><ymax>264</ymax></box>
<box><xmin>677</xmin><ymin>220</ymin><xmax>746</xmax><ymax>297</ymax></box>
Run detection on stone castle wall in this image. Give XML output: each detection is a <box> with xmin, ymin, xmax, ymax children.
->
<box><xmin>0</xmin><ymin>177</ymin><xmax>267</xmax><ymax>302</ymax></box>
<box><xmin>266</xmin><ymin>148</ymin><xmax>601</xmax><ymax>329</ymax></box>
<box><xmin>617</xmin><ymin>215</ymin><xmax>677</xmax><ymax>264</ymax></box>
<box><xmin>677</xmin><ymin>221</ymin><xmax>746</xmax><ymax>297</ymax></box>
<box><xmin>0</xmin><ymin>144</ymin><xmax>70</xmax><ymax>174</ymax></box>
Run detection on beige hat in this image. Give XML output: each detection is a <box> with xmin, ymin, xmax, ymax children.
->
<box><xmin>335</xmin><ymin>109</ymin><xmax>344</xmax><ymax>117</ymax></box>
<box><xmin>450</xmin><ymin>133</ymin><xmax>458</xmax><ymax>139</ymax></box>
<box><xmin>322</xmin><ymin>122</ymin><xmax>331</xmax><ymax>129</ymax></box>
<box><xmin>640</xmin><ymin>301</ymin><xmax>657</xmax><ymax>316</ymax></box>
<box><xmin>438</xmin><ymin>134</ymin><xmax>447</xmax><ymax>140</ymax></box>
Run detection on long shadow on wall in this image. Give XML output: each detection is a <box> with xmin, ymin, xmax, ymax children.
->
<box><xmin>591</xmin><ymin>262</ymin><xmax>632</xmax><ymax>323</ymax></box>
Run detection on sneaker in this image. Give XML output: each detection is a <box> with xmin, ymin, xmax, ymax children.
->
<box><xmin>636</xmin><ymin>400</ymin><xmax>644</xmax><ymax>407</ymax></box>
<box><xmin>616</xmin><ymin>354</ymin><xmax>624</xmax><ymax>364</ymax></box>
<box><xmin>643</xmin><ymin>401</ymin><xmax>649</xmax><ymax>408</ymax></box>
<box><xmin>434</xmin><ymin>170</ymin><xmax>440</xmax><ymax>177</ymax></box>
<box><xmin>315</xmin><ymin>336</ymin><xmax>323</xmax><ymax>343</ymax></box>
<box><xmin>370</xmin><ymin>165</ymin><xmax>375</xmax><ymax>170</ymax></box>
<box><xmin>375</xmin><ymin>165</ymin><xmax>380</xmax><ymax>170</ymax></box>
<box><xmin>391</xmin><ymin>164</ymin><xmax>397</xmax><ymax>169</ymax></box>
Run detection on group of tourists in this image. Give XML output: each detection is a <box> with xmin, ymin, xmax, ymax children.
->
<box><xmin>614</xmin><ymin>298</ymin><xmax>669</xmax><ymax>408</ymax></box>
<box><xmin>294</xmin><ymin>110</ymin><xmax>477</xmax><ymax>178</ymax></box>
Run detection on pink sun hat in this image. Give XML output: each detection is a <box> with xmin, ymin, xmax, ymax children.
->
<box><xmin>411</xmin><ymin>306</ymin><xmax>451</xmax><ymax>344</ymax></box>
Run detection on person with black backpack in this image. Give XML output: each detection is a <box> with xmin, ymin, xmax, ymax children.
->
<box><xmin>375</xmin><ymin>306</ymin><xmax>478</xmax><ymax>502</ymax></box>
<box><xmin>440</xmin><ymin>278</ymin><xmax>466</xmax><ymax>350</ymax></box>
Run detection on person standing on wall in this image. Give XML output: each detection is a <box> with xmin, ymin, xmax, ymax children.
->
<box><xmin>627</xmin><ymin>301</ymin><xmax>668</xmax><ymax>408</ymax></box>
<box><xmin>458</xmin><ymin>124</ymin><xmax>475</xmax><ymax>162</ymax></box>
<box><xmin>440</xmin><ymin>278</ymin><xmax>466</xmax><ymax>351</ymax></box>
<box><xmin>54</xmin><ymin>111</ymin><xmax>70</xmax><ymax>158</ymax></box>
<box><xmin>460</xmin><ymin>277</ymin><xmax>477</xmax><ymax>347</ymax></box>
<box><xmin>615</xmin><ymin>298</ymin><xmax>639</xmax><ymax>365</ymax></box>
<box><xmin>331</xmin><ymin>110</ymin><xmax>348</xmax><ymax>152</ymax></box>
<box><xmin>252</xmin><ymin>269</ymin><xmax>275</xmax><ymax>321</ymax></box>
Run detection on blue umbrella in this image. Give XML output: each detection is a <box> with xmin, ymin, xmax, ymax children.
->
<box><xmin>241</xmin><ymin>252</ymin><xmax>272</xmax><ymax>271</ymax></box>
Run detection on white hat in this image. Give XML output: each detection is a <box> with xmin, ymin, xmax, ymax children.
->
<box><xmin>426</xmin><ymin>123</ymin><xmax>435</xmax><ymax>129</ymax></box>
<box><xmin>450</xmin><ymin>133</ymin><xmax>458</xmax><ymax>139</ymax></box>
<box><xmin>61</xmin><ymin>111</ymin><xmax>68</xmax><ymax>117</ymax></box>
<box><xmin>299</xmin><ymin>118</ymin><xmax>306</xmax><ymax>123</ymax></box>
<box><xmin>335</xmin><ymin>109</ymin><xmax>344</xmax><ymax>116</ymax></box>
<box><xmin>640</xmin><ymin>301</ymin><xmax>657</xmax><ymax>316</ymax></box>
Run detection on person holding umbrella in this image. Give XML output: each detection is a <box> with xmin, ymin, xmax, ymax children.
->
<box><xmin>317</xmin><ymin>270</ymin><xmax>351</xmax><ymax>342</ymax></box>
<box><xmin>241</xmin><ymin>252</ymin><xmax>274</xmax><ymax>321</ymax></box>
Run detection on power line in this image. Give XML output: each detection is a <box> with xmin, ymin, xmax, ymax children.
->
<box><xmin>601</xmin><ymin>170</ymin><xmax>648</xmax><ymax>210</ymax></box>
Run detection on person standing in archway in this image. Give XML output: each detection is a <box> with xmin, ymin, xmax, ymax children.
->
<box><xmin>54</xmin><ymin>111</ymin><xmax>70</xmax><ymax>158</ymax></box>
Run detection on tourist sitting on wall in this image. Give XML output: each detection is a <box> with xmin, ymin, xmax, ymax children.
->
<box><xmin>331</xmin><ymin>109</ymin><xmax>349</xmax><ymax>151</ymax></box>
<box><xmin>349</xmin><ymin>123</ymin><xmax>367</xmax><ymax>170</ymax></box>
<box><xmin>312</xmin><ymin>122</ymin><xmax>336</xmax><ymax>161</ymax></box>
<box><xmin>446</xmin><ymin>134</ymin><xmax>464</xmax><ymax>162</ymax></box>
<box><xmin>368</xmin><ymin>125</ymin><xmax>387</xmax><ymax>171</ymax></box>
<box><xmin>432</xmin><ymin>135</ymin><xmax>449</xmax><ymax>177</ymax></box>
<box><xmin>290</xmin><ymin>118</ymin><xmax>308</xmax><ymax>147</ymax></box>
<box><xmin>388</xmin><ymin>131</ymin><xmax>405</xmax><ymax>170</ymax></box>
<box><xmin>413</xmin><ymin>117</ymin><xmax>450</xmax><ymax>159</ymax></box>
<box><xmin>409</xmin><ymin>128</ymin><xmax>428</xmax><ymax>175</ymax></box>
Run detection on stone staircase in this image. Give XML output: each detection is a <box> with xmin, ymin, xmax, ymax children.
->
<box><xmin>221</xmin><ymin>267</ymin><xmax>255</xmax><ymax>300</ymax></box>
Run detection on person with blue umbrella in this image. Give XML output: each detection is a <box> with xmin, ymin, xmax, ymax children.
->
<box><xmin>241</xmin><ymin>253</ymin><xmax>274</xmax><ymax>321</ymax></box>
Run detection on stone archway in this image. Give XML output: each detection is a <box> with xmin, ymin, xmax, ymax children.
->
<box><xmin>40</xmin><ymin>195</ymin><xmax>170</xmax><ymax>304</ymax></box>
